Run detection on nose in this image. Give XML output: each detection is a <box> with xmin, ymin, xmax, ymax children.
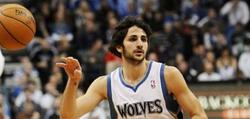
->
<box><xmin>136</xmin><ymin>39</ymin><xmax>143</xmax><ymax>49</ymax></box>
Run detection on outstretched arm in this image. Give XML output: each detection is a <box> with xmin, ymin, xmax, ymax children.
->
<box><xmin>165</xmin><ymin>66</ymin><xmax>207</xmax><ymax>119</ymax></box>
<box><xmin>56</xmin><ymin>57</ymin><xmax>106</xmax><ymax>119</ymax></box>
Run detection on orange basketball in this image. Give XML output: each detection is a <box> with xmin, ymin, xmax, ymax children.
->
<box><xmin>0</xmin><ymin>4</ymin><xmax>36</xmax><ymax>51</ymax></box>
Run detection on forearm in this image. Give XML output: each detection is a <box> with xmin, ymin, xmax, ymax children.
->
<box><xmin>60</xmin><ymin>79</ymin><xmax>79</xmax><ymax>119</ymax></box>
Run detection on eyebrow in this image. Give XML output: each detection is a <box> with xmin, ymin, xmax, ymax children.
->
<box><xmin>128</xmin><ymin>35</ymin><xmax>147</xmax><ymax>38</ymax></box>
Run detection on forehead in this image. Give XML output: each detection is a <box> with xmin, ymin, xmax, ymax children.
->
<box><xmin>127</xmin><ymin>26</ymin><xmax>147</xmax><ymax>36</ymax></box>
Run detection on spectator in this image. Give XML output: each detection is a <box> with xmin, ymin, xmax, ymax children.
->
<box><xmin>140</xmin><ymin>0</ymin><xmax>158</xmax><ymax>29</ymax></box>
<box><xmin>147</xmin><ymin>51</ymin><xmax>159</xmax><ymax>61</ymax></box>
<box><xmin>189</xmin><ymin>44</ymin><xmax>206</xmax><ymax>78</ymax></box>
<box><xmin>50</xmin><ymin>2</ymin><xmax>74</xmax><ymax>45</ymax></box>
<box><xmin>75</xmin><ymin>17</ymin><xmax>101</xmax><ymax>50</ymax></box>
<box><xmin>198</xmin><ymin>8</ymin><xmax>220</xmax><ymax>28</ymax></box>
<box><xmin>198</xmin><ymin>61</ymin><xmax>221</xmax><ymax>82</ymax></box>
<box><xmin>231</xmin><ymin>23</ymin><xmax>247</xmax><ymax>57</ymax></box>
<box><xmin>16</xmin><ymin>100</ymin><xmax>41</xmax><ymax>119</ymax></box>
<box><xmin>40</xmin><ymin>75</ymin><xmax>60</xmax><ymax>112</ymax></box>
<box><xmin>150</xmin><ymin>19</ymin><xmax>184</xmax><ymax>65</ymax></box>
<box><xmin>15</xmin><ymin>80</ymin><xmax>43</xmax><ymax>108</ymax></box>
<box><xmin>175</xmin><ymin>53</ymin><xmax>193</xmax><ymax>82</ymax></box>
<box><xmin>95</xmin><ymin>0</ymin><xmax>117</xmax><ymax>44</ymax></box>
<box><xmin>204</xmin><ymin>50</ymin><xmax>216</xmax><ymax>64</ymax></box>
<box><xmin>220</xmin><ymin>0</ymin><xmax>250</xmax><ymax>46</ymax></box>
<box><xmin>12</xmin><ymin>57</ymin><xmax>41</xmax><ymax>90</ymax></box>
<box><xmin>216</xmin><ymin>47</ymin><xmax>237</xmax><ymax>80</ymax></box>
<box><xmin>35</xmin><ymin>0</ymin><xmax>52</xmax><ymax>38</ymax></box>
<box><xmin>238</xmin><ymin>44</ymin><xmax>250</xmax><ymax>78</ymax></box>
<box><xmin>182</xmin><ymin>0</ymin><xmax>206</xmax><ymax>26</ymax></box>
<box><xmin>220</xmin><ymin>0</ymin><xmax>249</xmax><ymax>26</ymax></box>
<box><xmin>106</xmin><ymin>16</ymin><xmax>119</xmax><ymax>43</ymax></box>
<box><xmin>116</xmin><ymin>0</ymin><xmax>139</xmax><ymax>18</ymax></box>
<box><xmin>78</xmin><ymin>39</ymin><xmax>106</xmax><ymax>91</ymax></box>
<box><xmin>30</xmin><ymin>39</ymin><xmax>58</xmax><ymax>91</ymax></box>
<box><xmin>137</xmin><ymin>0</ymin><xmax>159</xmax><ymax>14</ymax></box>
<box><xmin>74</xmin><ymin>1</ymin><xmax>92</xmax><ymax>31</ymax></box>
<box><xmin>203</xmin><ymin>22</ymin><xmax>227</xmax><ymax>52</ymax></box>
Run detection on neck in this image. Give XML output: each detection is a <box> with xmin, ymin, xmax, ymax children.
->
<box><xmin>121</xmin><ymin>59</ymin><xmax>148</xmax><ymax>83</ymax></box>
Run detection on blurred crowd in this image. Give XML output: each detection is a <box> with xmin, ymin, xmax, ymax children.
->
<box><xmin>1</xmin><ymin>0</ymin><xmax>250</xmax><ymax>118</ymax></box>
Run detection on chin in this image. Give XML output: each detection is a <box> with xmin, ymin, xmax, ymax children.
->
<box><xmin>134</xmin><ymin>56</ymin><xmax>145</xmax><ymax>61</ymax></box>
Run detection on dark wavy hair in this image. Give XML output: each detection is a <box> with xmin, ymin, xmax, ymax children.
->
<box><xmin>108</xmin><ymin>16</ymin><xmax>152</xmax><ymax>58</ymax></box>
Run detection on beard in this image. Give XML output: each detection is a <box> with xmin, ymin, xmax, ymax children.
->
<box><xmin>123</xmin><ymin>48</ymin><xmax>145</xmax><ymax>65</ymax></box>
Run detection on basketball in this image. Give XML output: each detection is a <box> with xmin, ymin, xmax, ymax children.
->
<box><xmin>0</xmin><ymin>4</ymin><xmax>36</xmax><ymax>51</ymax></box>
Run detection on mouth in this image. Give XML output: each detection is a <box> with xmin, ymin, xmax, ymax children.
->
<box><xmin>134</xmin><ymin>50</ymin><xmax>144</xmax><ymax>55</ymax></box>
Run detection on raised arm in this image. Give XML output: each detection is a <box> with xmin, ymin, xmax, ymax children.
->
<box><xmin>165</xmin><ymin>66</ymin><xmax>207</xmax><ymax>119</ymax></box>
<box><xmin>56</xmin><ymin>57</ymin><xmax>107</xmax><ymax>119</ymax></box>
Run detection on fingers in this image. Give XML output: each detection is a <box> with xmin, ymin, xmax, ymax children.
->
<box><xmin>74</xmin><ymin>69</ymin><xmax>80</xmax><ymax>75</ymax></box>
<box><xmin>56</xmin><ymin>56</ymin><xmax>83</xmax><ymax>81</ymax></box>
<box><xmin>56</xmin><ymin>63</ymin><xmax>66</xmax><ymax>68</ymax></box>
<box><xmin>74</xmin><ymin>69</ymin><xmax>82</xmax><ymax>80</ymax></box>
<box><xmin>56</xmin><ymin>57</ymin><xmax>81</xmax><ymax>70</ymax></box>
<box><xmin>72</xmin><ymin>58</ymin><xmax>81</xmax><ymax>70</ymax></box>
<box><xmin>58</xmin><ymin>57</ymin><xmax>74</xmax><ymax>64</ymax></box>
<box><xmin>61</xmin><ymin>57</ymin><xmax>67</xmax><ymax>62</ymax></box>
<box><xmin>56</xmin><ymin>57</ymin><xmax>68</xmax><ymax>68</ymax></box>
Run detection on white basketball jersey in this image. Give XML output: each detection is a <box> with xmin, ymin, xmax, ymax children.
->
<box><xmin>107</xmin><ymin>61</ymin><xmax>182</xmax><ymax>119</ymax></box>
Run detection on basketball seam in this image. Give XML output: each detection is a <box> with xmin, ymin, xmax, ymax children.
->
<box><xmin>0</xmin><ymin>8</ymin><xmax>35</xmax><ymax>34</ymax></box>
<box><xmin>0</xmin><ymin>7</ymin><xmax>36</xmax><ymax>25</ymax></box>
<box><xmin>1</xmin><ymin>14</ymin><xmax>35</xmax><ymax>34</ymax></box>
<box><xmin>0</xmin><ymin>22</ymin><xmax>6</xmax><ymax>48</ymax></box>
<box><xmin>0</xmin><ymin>20</ymin><xmax>26</xmax><ymax>46</ymax></box>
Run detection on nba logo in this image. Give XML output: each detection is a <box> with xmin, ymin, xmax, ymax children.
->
<box><xmin>151</xmin><ymin>80</ymin><xmax>156</xmax><ymax>89</ymax></box>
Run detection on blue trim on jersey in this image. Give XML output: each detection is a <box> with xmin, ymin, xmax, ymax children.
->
<box><xmin>107</xmin><ymin>74</ymin><xmax>117</xmax><ymax>119</ymax></box>
<box><xmin>160</xmin><ymin>64</ymin><xmax>183</xmax><ymax>118</ymax></box>
<box><xmin>118</xmin><ymin>61</ymin><xmax>153</xmax><ymax>92</ymax></box>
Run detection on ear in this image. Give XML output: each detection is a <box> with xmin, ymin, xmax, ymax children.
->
<box><xmin>116</xmin><ymin>45</ymin><xmax>123</xmax><ymax>53</ymax></box>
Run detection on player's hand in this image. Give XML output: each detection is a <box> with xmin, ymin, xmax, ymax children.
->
<box><xmin>56</xmin><ymin>57</ymin><xmax>83</xmax><ymax>81</ymax></box>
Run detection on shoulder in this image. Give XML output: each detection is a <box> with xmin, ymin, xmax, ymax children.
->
<box><xmin>163</xmin><ymin>65</ymin><xmax>188</xmax><ymax>93</ymax></box>
<box><xmin>164</xmin><ymin>65</ymin><xmax>181</xmax><ymax>77</ymax></box>
<box><xmin>95</xmin><ymin>75</ymin><xmax>108</xmax><ymax>82</ymax></box>
<box><xmin>163</xmin><ymin>65</ymin><xmax>184</xmax><ymax>84</ymax></box>
<box><xmin>88</xmin><ymin>75</ymin><xmax>108</xmax><ymax>99</ymax></box>
<box><xmin>91</xmin><ymin>75</ymin><xmax>108</xmax><ymax>89</ymax></box>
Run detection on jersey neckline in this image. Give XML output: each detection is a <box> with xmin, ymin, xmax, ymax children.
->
<box><xmin>118</xmin><ymin>61</ymin><xmax>153</xmax><ymax>92</ymax></box>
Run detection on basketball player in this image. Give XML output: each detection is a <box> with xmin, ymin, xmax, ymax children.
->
<box><xmin>57</xmin><ymin>16</ymin><xmax>207</xmax><ymax>119</ymax></box>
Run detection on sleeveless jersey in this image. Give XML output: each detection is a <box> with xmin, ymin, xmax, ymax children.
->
<box><xmin>107</xmin><ymin>61</ymin><xmax>182</xmax><ymax>119</ymax></box>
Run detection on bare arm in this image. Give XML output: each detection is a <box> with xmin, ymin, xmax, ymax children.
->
<box><xmin>75</xmin><ymin>76</ymin><xmax>107</xmax><ymax>118</ymax></box>
<box><xmin>56</xmin><ymin>57</ymin><xmax>106</xmax><ymax>119</ymax></box>
<box><xmin>165</xmin><ymin>66</ymin><xmax>207</xmax><ymax>119</ymax></box>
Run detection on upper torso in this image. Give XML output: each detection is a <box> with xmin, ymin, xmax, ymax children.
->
<box><xmin>106</xmin><ymin>61</ymin><xmax>181</xmax><ymax>119</ymax></box>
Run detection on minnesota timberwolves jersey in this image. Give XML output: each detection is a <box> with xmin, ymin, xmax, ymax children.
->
<box><xmin>107</xmin><ymin>61</ymin><xmax>183</xmax><ymax>119</ymax></box>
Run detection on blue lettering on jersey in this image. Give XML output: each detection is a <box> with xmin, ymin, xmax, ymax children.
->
<box><xmin>116</xmin><ymin>99</ymin><xmax>163</xmax><ymax>118</ymax></box>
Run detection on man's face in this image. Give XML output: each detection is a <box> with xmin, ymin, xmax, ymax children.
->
<box><xmin>118</xmin><ymin>26</ymin><xmax>148</xmax><ymax>63</ymax></box>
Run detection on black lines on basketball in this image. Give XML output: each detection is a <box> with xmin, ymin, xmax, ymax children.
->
<box><xmin>0</xmin><ymin>20</ymin><xmax>26</xmax><ymax>46</ymax></box>
<box><xmin>0</xmin><ymin>8</ymin><xmax>35</xmax><ymax>34</ymax></box>
<box><xmin>0</xmin><ymin>23</ymin><xmax>6</xmax><ymax>49</ymax></box>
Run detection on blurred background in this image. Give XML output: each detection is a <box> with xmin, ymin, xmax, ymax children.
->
<box><xmin>1</xmin><ymin>0</ymin><xmax>250</xmax><ymax>118</ymax></box>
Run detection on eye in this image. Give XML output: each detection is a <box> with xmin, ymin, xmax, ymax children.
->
<box><xmin>141</xmin><ymin>37</ymin><xmax>147</xmax><ymax>42</ymax></box>
<box><xmin>129</xmin><ymin>37</ymin><xmax>137</xmax><ymax>41</ymax></box>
